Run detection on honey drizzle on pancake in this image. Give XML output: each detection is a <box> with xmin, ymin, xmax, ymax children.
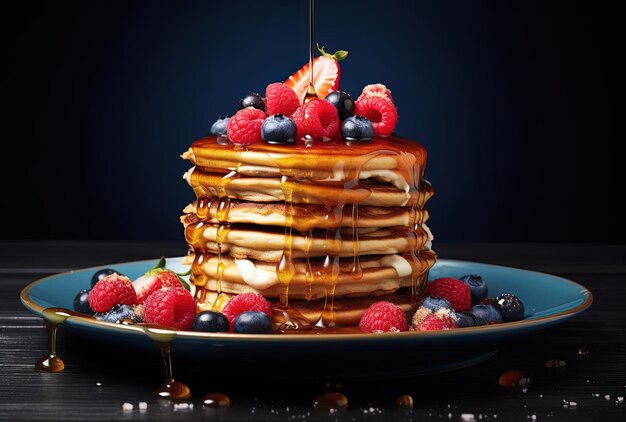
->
<box><xmin>184</xmin><ymin>135</ymin><xmax>434</xmax><ymax>325</ymax></box>
<box><xmin>277</xmin><ymin>176</ymin><xmax>296</xmax><ymax>308</ymax></box>
<box><xmin>213</xmin><ymin>173</ymin><xmax>235</xmax><ymax>305</ymax></box>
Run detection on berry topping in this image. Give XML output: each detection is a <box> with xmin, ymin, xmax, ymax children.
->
<box><xmin>411</xmin><ymin>296</ymin><xmax>454</xmax><ymax>326</ymax></box>
<box><xmin>469</xmin><ymin>304</ymin><xmax>504</xmax><ymax>325</ymax></box>
<box><xmin>95</xmin><ymin>304</ymin><xmax>143</xmax><ymax>324</ymax></box>
<box><xmin>354</xmin><ymin>95</ymin><xmax>398</xmax><ymax>137</ymax></box>
<box><xmin>261</xmin><ymin>114</ymin><xmax>297</xmax><ymax>144</ymax></box>
<box><xmin>133</xmin><ymin>259</ymin><xmax>189</xmax><ymax>303</ymax></box>
<box><xmin>415</xmin><ymin>311</ymin><xmax>459</xmax><ymax>331</ymax></box>
<box><xmin>210</xmin><ymin>115</ymin><xmax>230</xmax><ymax>136</ymax></box>
<box><xmin>265</xmin><ymin>83</ymin><xmax>300</xmax><ymax>116</ymax></box>
<box><xmin>459</xmin><ymin>274</ymin><xmax>488</xmax><ymax>303</ymax></box>
<box><xmin>454</xmin><ymin>312</ymin><xmax>477</xmax><ymax>328</ymax></box>
<box><xmin>357</xmin><ymin>83</ymin><xmax>393</xmax><ymax>103</ymax></box>
<box><xmin>233</xmin><ymin>311</ymin><xmax>272</xmax><ymax>334</ymax></box>
<box><xmin>239</xmin><ymin>93</ymin><xmax>265</xmax><ymax>111</ymax></box>
<box><xmin>341</xmin><ymin>116</ymin><xmax>374</xmax><ymax>141</ymax></box>
<box><xmin>143</xmin><ymin>288</ymin><xmax>197</xmax><ymax>330</ymax></box>
<box><xmin>358</xmin><ymin>301</ymin><xmax>409</xmax><ymax>333</ymax></box>
<box><xmin>221</xmin><ymin>292</ymin><xmax>272</xmax><ymax>331</ymax></box>
<box><xmin>91</xmin><ymin>268</ymin><xmax>119</xmax><ymax>288</ymax></box>
<box><xmin>227</xmin><ymin>107</ymin><xmax>266</xmax><ymax>145</ymax></box>
<box><xmin>293</xmin><ymin>99</ymin><xmax>340</xmax><ymax>140</ymax></box>
<box><xmin>192</xmin><ymin>310</ymin><xmax>230</xmax><ymax>333</ymax></box>
<box><xmin>88</xmin><ymin>273</ymin><xmax>137</xmax><ymax>313</ymax></box>
<box><xmin>427</xmin><ymin>278</ymin><xmax>472</xmax><ymax>312</ymax></box>
<box><xmin>285</xmin><ymin>44</ymin><xmax>348</xmax><ymax>102</ymax></box>
<box><xmin>491</xmin><ymin>294</ymin><xmax>525</xmax><ymax>322</ymax></box>
<box><xmin>325</xmin><ymin>91</ymin><xmax>355</xmax><ymax>120</ymax></box>
<box><xmin>73</xmin><ymin>289</ymin><xmax>95</xmax><ymax>315</ymax></box>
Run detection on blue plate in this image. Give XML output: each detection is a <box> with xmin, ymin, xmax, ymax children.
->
<box><xmin>20</xmin><ymin>258</ymin><xmax>592</xmax><ymax>381</ymax></box>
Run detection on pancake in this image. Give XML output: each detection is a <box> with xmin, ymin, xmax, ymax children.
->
<box><xmin>182</xmin><ymin>250</ymin><xmax>436</xmax><ymax>300</ymax></box>
<box><xmin>182</xmin><ymin>220</ymin><xmax>432</xmax><ymax>261</ymax></box>
<box><xmin>183</xmin><ymin>135</ymin><xmax>428</xmax><ymax>187</ymax></box>
<box><xmin>183</xmin><ymin>199</ymin><xmax>429</xmax><ymax>231</ymax></box>
<box><xmin>192</xmin><ymin>289</ymin><xmax>424</xmax><ymax>327</ymax></box>
<box><xmin>184</xmin><ymin>167</ymin><xmax>434</xmax><ymax>208</ymax></box>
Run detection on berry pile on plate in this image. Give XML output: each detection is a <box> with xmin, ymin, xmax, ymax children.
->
<box><xmin>72</xmin><ymin>259</ymin><xmax>273</xmax><ymax>334</ymax></box>
<box><xmin>358</xmin><ymin>274</ymin><xmax>525</xmax><ymax>333</ymax></box>
<box><xmin>209</xmin><ymin>46</ymin><xmax>399</xmax><ymax>145</ymax></box>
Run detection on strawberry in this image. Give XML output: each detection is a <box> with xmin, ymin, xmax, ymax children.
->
<box><xmin>359</xmin><ymin>301</ymin><xmax>409</xmax><ymax>333</ymax></box>
<box><xmin>427</xmin><ymin>278</ymin><xmax>472</xmax><ymax>312</ymax></box>
<box><xmin>133</xmin><ymin>257</ymin><xmax>190</xmax><ymax>303</ymax></box>
<box><xmin>285</xmin><ymin>44</ymin><xmax>348</xmax><ymax>103</ymax></box>
<box><xmin>265</xmin><ymin>83</ymin><xmax>300</xmax><ymax>116</ymax></box>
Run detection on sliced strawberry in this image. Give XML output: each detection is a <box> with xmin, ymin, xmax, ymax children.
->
<box><xmin>133</xmin><ymin>258</ymin><xmax>190</xmax><ymax>303</ymax></box>
<box><xmin>285</xmin><ymin>45</ymin><xmax>348</xmax><ymax>103</ymax></box>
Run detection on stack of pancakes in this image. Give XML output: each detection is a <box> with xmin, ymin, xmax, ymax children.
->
<box><xmin>180</xmin><ymin>135</ymin><xmax>435</xmax><ymax>328</ymax></box>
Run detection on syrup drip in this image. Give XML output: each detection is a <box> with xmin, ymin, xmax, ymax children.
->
<box><xmin>202</xmin><ymin>392</ymin><xmax>231</xmax><ymax>408</ymax></box>
<box><xmin>196</xmin><ymin>196</ymin><xmax>209</xmax><ymax>220</ymax></box>
<box><xmin>313</xmin><ymin>392</ymin><xmax>348</xmax><ymax>410</ymax></box>
<box><xmin>142</xmin><ymin>326</ymin><xmax>191</xmax><ymax>400</ymax></box>
<box><xmin>350</xmin><ymin>203</ymin><xmax>362</xmax><ymax>279</ymax></box>
<box><xmin>303</xmin><ymin>229</ymin><xmax>314</xmax><ymax>301</ymax></box>
<box><xmin>396</xmin><ymin>394</ymin><xmax>414</xmax><ymax>409</ymax></box>
<box><xmin>214</xmin><ymin>174</ymin><xmax>234</xmax><ymax>297</ymax></box>
<box><xmin>35</xmin><ymin>308</ymin><xmax>74</xmax><ymax>372</ymax></box>
<box><xmin>277</xmin><ymin>176</ymin><xmax>296</xmax><ymax>308</ymax></box>
<box><xmin>316</xmin><ymin>205</ymin><xmax>343</xmax><ymax>327</ymax></box>
<box><xmin>304</xmin><ymin>0</ymin><xmax>318</xmax><ymax>104</ymax></box>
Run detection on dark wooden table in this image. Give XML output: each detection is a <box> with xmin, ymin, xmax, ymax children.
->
<box><xmin>1</xmin><ymin>242</ymin><xmax>625</xmax><ymax>421</ymax></box>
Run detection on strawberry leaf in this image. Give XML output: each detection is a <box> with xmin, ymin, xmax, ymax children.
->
<box><xmin>150</xmin><ymin>256</ymin><xmax>166</xmax><ymax>271</ymax></box>
<box><xmin>175</xmin><ymin>273</ymin><xmax>191</xmax><ymax>291</ymax></box>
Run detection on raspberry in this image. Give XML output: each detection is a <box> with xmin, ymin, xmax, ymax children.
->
<box><xmin>427</xmin><ymin>278</ymin><xmax>472</xmax><ymax>312</ymax></box>
<box><xmin>265</xmin><ymin>83</ymin><xmax>300</xmax><ymax>116</ymax></box>
<box><xmin>143</xmin><ymin>288</ymin><xmax>197</xmax><ymax>330</ymax></box>
<box><xmin>227</xmin><ymin>107</ymin><xmax>266</xmax><ymax>145</ymax></box>
<box><xmin>222</xmin><ymin>292</ymin><xmax>272</xmax><ymax>332</ymax></box>
<box><xmin>359</xmin><ymin>301</ymin><xmax>408</xmax><ymax>333</ymax></box>
<box><xmin>357</xmin><ymin>83</ymin><xmax>393</xmax><ymax>103</ymax></box>
<box><xmin>295</xmin><ymin>99</ymin><xmax>340</xmax><ymax>140</ymax></box>
<box><xmin>88</xmin><ymin>273</ymin><xmax>137</xmax><ymax>313</ymax></box>
<box><xmin>354</xmin><ymin>96</ymin><xmax>398</xmax><ymax>137</ymax></box>
<box><xmin>415</xmin><ymin>311</ymin><xmax>459</xmax><ymax>331</ymax></box>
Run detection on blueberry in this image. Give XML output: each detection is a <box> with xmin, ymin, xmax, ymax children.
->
<box><xmin>261</xmin><ymin>114</ymin><xmax>297</xmax><ymax>144</ymax></box>
<box><xmin>341</xmin><ymin>116</ymin><xmax>375</xmax><ymax>141</ymax></box>
<box><xmin>469</xmin><ymin>304</ymin><xmax>504</xmax><ymax>325</ymax></box>
<box><xmin>419</xmin><ymin>296</ymin><xmax>454</xmax><ymax>313</ymax></box>
<box><xmin>325</xmin><ymin>91</ymin><xmax>355</xmax><ymax>120</ymax></box>
<box><xmin>73</xmin><ymin>289</ymin><xmax>95</xmax><ymax>315</ymax></box>
<box><xmin>91</xmin><ymin>268</ymin><xmax>119</xmax><ymax>288</ymax></box>
<box><xmin>239</xmin><ymin>93</ymin><xmax>265</xmax><ymax>111</ymax></box>
<box><xmin>192</xmin><ymin>311</ymin><xmax>230</xmax><ymax>332</ymax></box>
<box><xmin>491</xmin><ymin>293</ymin><xmax>525</xmax><ymax>322</ymax></box>
<box><xmin>454</xmin><ymin>312</ymin><xmax>476</xmax><ymax>328</ymax></box>
<box><xmin>210</xmin><ymin>115</ymin><xmax>230</xmax><ymax>136</ymax></box>
<box><xmin>95</xmin><ymin>304</ymin><xmax>142</xmax><ymax>324</ymax></box>
<box><xmin>233</xmin><ymin>311</ymin><xmax>272</xmax><ymax>334</ymax></box>
<box><xmin>459</xmin><ymin>274</ymin><xmax>488</xmax><ymax>303</ymax></box>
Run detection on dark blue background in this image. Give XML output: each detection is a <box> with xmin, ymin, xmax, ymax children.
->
<box><xmin>3</xmin><ymin>0</ymin><xmax>623</xmax><ymax>242</ymax></box>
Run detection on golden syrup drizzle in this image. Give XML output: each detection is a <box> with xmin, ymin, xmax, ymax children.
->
<box><xmin>316</xmin><ymin>205</ymin><xmax>343</xmax><ymax>327</ymax></box>
<box><xmin>214</xmin><ymin>173</ymin><xmax>235</xmax><ymax>296</ymax></box>
<box><xmin>202</xmin><ymin>393</ymin><xmax>231</xmax><ymax>408</ymax></box>
<box><xmin>313</xmin><ymin>392</ymin><xmax>348</xmax><ymax>410</ymax></box>
<box><xmin>196</xmin><ymin>196</ymin><xmax>209</xmax><ymax>220</ymax></box>
<box><xmin>303</xmin><ymin>229</ymin><xmax>314</xmax><ymax>301</ymax></box>
<box><xmin>35</xmin><ymin>308</ymin><xmax>75</xmax><ymax>372</ymax></box>
<box><xmin>350</xmin><ymin>203</ymin><xmax>362</xmax><ymax>279</ymax></box>
<box><xmin>304</xmin><ymin>0</ymin><xmax>318</xmax><ymax>104</ymax></box>
<box><xmin>277</xmin><ymin>176</ymin><xmax>296</xmax><ymax>308</ymax></box>
<box><xmin>140</xmin><ymin>325</ymin><xmax>191</xmax><ymax>400</ymax></box>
